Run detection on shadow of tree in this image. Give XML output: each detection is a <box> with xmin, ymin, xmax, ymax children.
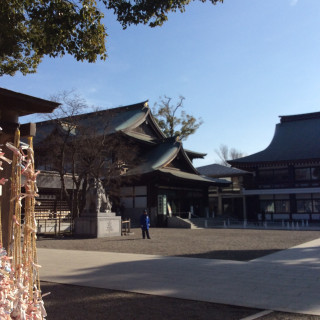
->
<box><xmin>38</xmin><ymin>245</ymin><xmax>320</xmax><ymax>317</ymax></box>
<box><xmin>41</xmin><ymin>281</ymin><xmax>261</xmax><ymax>320</ymax></box>
<box><xmin>175</xmin><ymin>249</ymin><xmax>280</xmax><ymax>261</ymax></box>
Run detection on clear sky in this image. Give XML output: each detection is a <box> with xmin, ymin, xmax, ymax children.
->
<box><xmin>1</xmin><ymin>0</ymin><xmax>320</xmax><ymax>167</ymax></box>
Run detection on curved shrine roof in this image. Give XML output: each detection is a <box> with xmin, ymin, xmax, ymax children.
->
<box><xmin>229</xmin><ymin>111</ymin><xmax>320</xmax><ymax>167</ymax></box>
<box><xmin>34</xmin><ymin>101</ymin><xmax>150</xmax><ymax>144</ymax></box>
<box><xmin>34</xmin><ymin>100</ymin><xmax>214</xmax><ymax>184</ymax></box>
<box><xmin>125</xmin><ymin>137</ymin><xmax>181</xmax><ymax>175</ymax></box>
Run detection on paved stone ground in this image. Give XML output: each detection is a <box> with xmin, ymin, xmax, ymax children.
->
<box><xmin>37</xmin><ymin>228</ymin><xmax>320</xmax><ymax>320</ymax></box>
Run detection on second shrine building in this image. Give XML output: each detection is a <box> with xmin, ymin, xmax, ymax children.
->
<box><xmin>229</xmin><ymin>111</ymin><xmax>320</xmax><ymax>223</ymax></box>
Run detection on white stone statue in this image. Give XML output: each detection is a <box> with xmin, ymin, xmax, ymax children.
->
<box><xmin>84</xmin><ymin>178</ymin><xmax>112</xmax><ymax>213</ymax></box>
<box><xmin>105</xmin><ymin>194</ymin><xmax>112</xmax><ymax>213</ymax></box>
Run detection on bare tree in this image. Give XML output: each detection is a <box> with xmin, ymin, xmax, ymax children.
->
<box><xmin>152</xmin><ymin>96</ymin><xmax>203</xmax><ymax>141</ymax></box>
<box><xmin>215</xmin><ymin>144</ymin><xmax>245</xmax><ymax>167</ymax></box>
<box><xmin>36</xmin><ymin>92</ymin><xmax>137</xmax><ymax>218</ymax></box>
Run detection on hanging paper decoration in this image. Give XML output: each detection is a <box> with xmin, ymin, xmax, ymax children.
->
<box><xmin>0</xmin><ymin>128</ymin><xmax>49</xmax><ymax>320</ymax></box>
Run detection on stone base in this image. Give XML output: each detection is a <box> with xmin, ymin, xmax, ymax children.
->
<box><xmin>74</xmin><ymin>212</ymin><xmax>121</xmax><ymax>237</ymax></box>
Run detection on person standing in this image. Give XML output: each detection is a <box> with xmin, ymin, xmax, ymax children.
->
<box><xmin>140</xmin><ymin>209</ymin><xmax>151</xmax><ymax>239</ymax></box>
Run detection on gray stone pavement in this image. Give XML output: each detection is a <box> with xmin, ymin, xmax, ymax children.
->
<box><xmin>37</xmin><ymin>238</ymin><xmax>320</xmax><ymax>316</ymax></box>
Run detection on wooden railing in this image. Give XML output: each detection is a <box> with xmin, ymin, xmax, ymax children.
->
<box><xmin>36</xmin><ymin>215</ymin><xmax>72</xmax><ymax>235</ymax></box>
<box><xmin>121</xmin><ymin>219</ymin><xmax>131</xmax><ymax>235</ymax></box>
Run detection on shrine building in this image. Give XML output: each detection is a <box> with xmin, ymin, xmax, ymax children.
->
<box><xmin>33</xmin><ymin>101</ymin><xmax>229</xmax><ymax>225</ymax></box>
<box><xmin>229</xmin><ymin>111</ymin><xmax>320</xmax><ymax>223</ymax></box>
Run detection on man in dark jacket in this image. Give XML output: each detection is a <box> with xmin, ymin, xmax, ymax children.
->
<box><xmin>140</xmin><ymin>209</ymin><xmax>151</xmax><ymax>239</ymax></box>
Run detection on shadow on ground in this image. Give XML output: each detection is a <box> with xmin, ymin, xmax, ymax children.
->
<box><xmin>39</xmin><ymin>245</ymin><xmax>320</xmax><ymax>315</ymax></box>
<box><xmin>175</xmin><ymin>249</ymin><xmax>279</xmax><ymax>261</ymax></box>
<box><xmin>41</xmin><ymin>281</ymin><xmax>260</xmax><ymax>320</ymax></box>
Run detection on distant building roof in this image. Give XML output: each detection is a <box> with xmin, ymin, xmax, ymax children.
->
<box><xmin>159</xmin><ymin>168</ymin><xmax>230</xmax><ymax>185</ymax></box>
<box><xmin>197</xmin><ymin>163</ymin><xmax>249</xmax><ymax>177</ymax></box>
<box><xmin>229</xmin><ymin>111</ymin><xmax>320</xmax><ymax>167</ymax></box>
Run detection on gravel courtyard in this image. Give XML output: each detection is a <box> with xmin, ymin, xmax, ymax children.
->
<box><xmin>37</xmin><ymin>228</ymin><xmax>320</xmax><ymax>320</ymax></box>
<box><xmin>37</xmin><ymin>227</ymin><xmax>320</xmax><ymax>261</ymax></box>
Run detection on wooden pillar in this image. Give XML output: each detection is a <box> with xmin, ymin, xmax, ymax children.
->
<box><xmin>0</xmin><ymin>88</ymin><xmax>58</xmax><ymax>249</ymax></box>
<box><xmin>242</xmin><ymin>195</ymin><xmax>247</xmax><ymax>221</ymax></box>
<box><xmin>0</xmin><ymin>132</ymin><xmax>15</xmax><ymax>250</ymax></box>
<box><xmin>218</xmin><ymin>190</ymin><xmax>223</xmax><ymax>215</ymax></box>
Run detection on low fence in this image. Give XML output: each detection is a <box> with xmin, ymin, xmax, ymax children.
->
<box><xmin>173</xmin><ymin>212</ymin><xmax>199</xmax><ymax>219</ymax></box>
<box><xmin>37</xmin><ymin>216</ymin><xmax>132</xmax><ymax>236</ymax></box>
<box><xmin>121</xmin><ymin>219</ymin><xmax>131</xmax><ymax>235</ymax></box>
<box><xmin>186</xmin><ymin>217</ymin><xmax>320</xmax><ymax>230</ymax></box>
<box><xmin>36</xmin><ymin>217</ymin><xmax>72</xmax><ymax>235</ymax></box>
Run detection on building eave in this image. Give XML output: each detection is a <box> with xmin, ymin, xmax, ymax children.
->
<box><xmin>0</xmin><ymin>87</ymin><xmax>60</xmax><ymax>116</ymax></box>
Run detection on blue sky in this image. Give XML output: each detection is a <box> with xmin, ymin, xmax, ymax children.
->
<box><xmin>1</xmin><ymin>0</ymin><xmax>320</xmax><ymax>167</ymax></box>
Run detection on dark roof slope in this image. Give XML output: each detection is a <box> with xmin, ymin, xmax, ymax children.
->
<box><xmin>279</xmin><ymin>111</ymin><xmax>320</xmax><ymax>123</ymax></box>
<box><xmin>125</xmin><ymin>137</ymin><xmax>198</xmax><ymax>175</ymax></box>
<box><xmin>34</xmin><ymin>101</ymin><xmax>212</xmax><ymax>184</ymax></box>
<box><xmin>123</xmin><ymin>137</ymin><xmax>230</xmax><ymax>185</ymax></box>
<box><xmin>229</xmin><ymin>111</ymin><xmax>320</xmax><ymax>166</ymax></box>
<box><xmin>197</xmin><ymin>164</ymin><xmax>249</xmax><ymax>177</ymax></box>
<box><xmin>34</xmin><ymin>101</ymin><xmax>207</xmax><ymax>162</ymax></box>
<box><xmin>34</xmin><ymin>101</ymin><xmax>150</xmax><ymax>144</ymax></box>
<box><xmin>0</xmin><ymin>88</ymin><xmax>59</xmax><ymax>116</ymax></box>
<box><xmin>125</xmin><ymin>137</ymin><xmax>181</xmax><ymax>175</ymax></box>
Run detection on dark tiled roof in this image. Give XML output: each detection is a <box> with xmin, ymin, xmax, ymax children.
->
<box><xmin>229</xmin><ymin>112</ymin><xmax>320</xmax><ymax>166</ymax></box>
<box><xmin>125</xmin><ymin>137</ymin><xmax>182</xmax><ymax>175</ymax></box>
<box><xmin>34</xmin><ymin>101</ymin><xmax>149</xmax><ymax>144</ymax></box>
<box><xmin>124</xmin><ymin>137</ymin><xmax>228</xmax><ymax>184</ymax></box>
<box><xmin>34</xmin><ymin>101</ymin><xmax>211</xmax><ymax>184</ymax></box>
<box><xmin>279</xmin><ymin>111</ymin><xmax>320</xmax><ymax>123</ymax></box>
<box><xmin>197</xmin><ymin>163</ymin><xmax>249</xmax><ymax>177</ymax></box>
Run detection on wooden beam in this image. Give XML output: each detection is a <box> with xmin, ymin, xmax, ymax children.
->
<box><xmin>0</xmin><ymin>122</ymin><xmax>36</xmax><ymax>137</ymax></box>
<box><xmin>20</xmin><ymin>123</ymin><xmax>36</xmax><ymax>137</ymax></box>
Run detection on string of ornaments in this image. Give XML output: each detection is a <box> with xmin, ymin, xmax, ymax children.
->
<box><xmin>0</xmin><ymin>128</ymin><xmax>49</xmax><ymax>319</ymax></box>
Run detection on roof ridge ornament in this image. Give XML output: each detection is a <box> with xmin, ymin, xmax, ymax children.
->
<box><xmin>143</xmin><ymin>101</ymin><xmax>149</xmax><ymax>109</ymax></box>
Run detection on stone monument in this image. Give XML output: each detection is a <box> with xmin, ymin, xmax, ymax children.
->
<box><xmin>75</xmin><ymin>178</ymin><xmax>121</xmax><ymax>237</ymax></box>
